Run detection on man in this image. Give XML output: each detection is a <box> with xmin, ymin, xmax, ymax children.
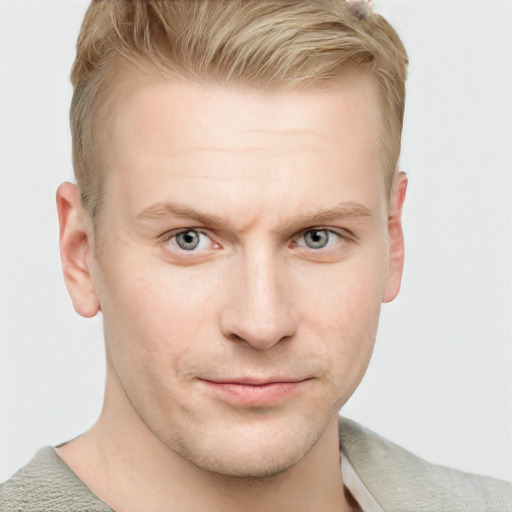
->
<box><xmin>1</xmin><ymin>0</ymin><xmax>511</xmax><ymax>511</ymax></box>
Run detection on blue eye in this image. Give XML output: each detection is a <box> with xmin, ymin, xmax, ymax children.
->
<box><xmin>175</xmin><ymin>231</ymin><xmax>200</xmax><ymax>250</ymax></box>
<box><xmin>172</xmin><ymin>230</ymin><xmax>212</xmax><ymax>251</ymax></box>
<box><xmin>303</xmin><ymin>229</ymin><xmax>332</xmax><ymax>249</ymax></box>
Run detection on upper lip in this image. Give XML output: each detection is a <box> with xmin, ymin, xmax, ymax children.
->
<box><xmin>200</xmin><ymin>377</ymin><xmax>311</xmax><ymax>386</ymax></box>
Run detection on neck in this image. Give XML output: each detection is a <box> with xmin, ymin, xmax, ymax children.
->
<box><xmin>57</xmin><ymin>372</ymin><xmax>353</xmax><ymax>512</ymax></box>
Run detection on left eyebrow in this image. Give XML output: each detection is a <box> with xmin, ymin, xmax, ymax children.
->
<box><xmin>295</xmin><ymin>202</ymin><xmax>373</xmax><ymax>225</ymax></box>
<box><xmin>135</xmin><ymin>200</ymin><xmax>373</xmax><ymax>229</ymax></box>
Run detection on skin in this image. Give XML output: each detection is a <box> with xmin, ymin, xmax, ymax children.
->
<box><xmin>56</xmin><ymin>69</ymin><xmax>407</xmax><ymax>512</ymax></box>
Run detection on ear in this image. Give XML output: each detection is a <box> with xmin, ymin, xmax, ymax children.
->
<box><xmin>382</xmin><ymin>172</ymin><xmax>408</xmax><ymax>303</ymax></box>
<box><xmin>56</xmin><ymin>182</ymin><xmax>100</xmax><ymax>318</ymax></box>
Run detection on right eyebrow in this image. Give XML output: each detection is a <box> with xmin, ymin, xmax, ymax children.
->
<box><xmin>135</xmin><ymin>201</ymin><xmax>229</xmax><ymax>227</ymax></box>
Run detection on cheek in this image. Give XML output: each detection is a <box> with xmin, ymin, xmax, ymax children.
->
<box><xmin>296</xmin><ymin>243</ymin><xmax>387</xmax><ymax>328</ymax></box>
<box><xmin>96</xmin><ymin>252</ymin><xmax>220</xmax><ymax>375</ymax></box>
<box><xmin>295</xmin><ymin>253</ymin><xmax>386</xmax><ymax>389</ymax></box>
<box><xmin>317</xmin><ymin>282</ymin><xmax>381</xmax><ymax>373</ymax></box>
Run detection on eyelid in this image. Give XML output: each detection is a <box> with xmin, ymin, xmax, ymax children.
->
<box><xmin>160</xmin><ymin>226</ymin><xmax>209</xmax><ymax>240</ymax></box>
<box><xmin>296</xmin><ymin>226</ymin><xmax>353</xmax><ymax>240</ymax></box>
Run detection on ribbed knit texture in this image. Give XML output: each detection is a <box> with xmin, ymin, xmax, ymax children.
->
<box><xmin>0</xmin><ymin>447</ymin><xmax>112</xmax><ymax>512</ymax></box>
<box><xmin>339</xmin><ymin>417</ymin><xmax>512</xmax><ymax>511</ymax></box>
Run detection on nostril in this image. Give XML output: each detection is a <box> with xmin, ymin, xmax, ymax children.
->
<box><xmin>223</xmin><ymin>322</ymin><xmax>294</xmax><ymax>351</ymax></box>
<box><xmin>228</xmin><ymin>333</ymin><xmax>246</xmax><ymax>344</ymax></box>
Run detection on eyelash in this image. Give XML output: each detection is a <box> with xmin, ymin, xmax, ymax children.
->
<box><xmin>161</xmin><ymin>229</ymin><xmax>218</xmax><ymax>251</ymax></box>
<box><xmin>160</xmin><ymin>227</ymin><xmax>353</xmax><ymax>252</ymax></box>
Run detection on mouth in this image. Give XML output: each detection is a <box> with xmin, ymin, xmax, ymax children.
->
<box><xmin>198</xmin><ymin>377</ymin><xmax>312</xmax><ymax>407</ymax></box>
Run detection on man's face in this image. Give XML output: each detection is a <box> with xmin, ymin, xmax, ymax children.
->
<box><xmin>84</xmin><ymin>71</ymin><xmax>403</xmax><ymax>477</ymax></box>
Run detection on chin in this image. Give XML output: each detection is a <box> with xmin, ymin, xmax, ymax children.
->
<box><xmin>181</xmin><ymin>440</ymin><xmax>309</xmax><ymax>479</ymax></box>
<box><xmin>167</xmin><ymin>409</ymin><xmax>333</xmax><ymax>479</ymax></box>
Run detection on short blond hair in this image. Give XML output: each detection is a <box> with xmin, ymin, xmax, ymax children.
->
<box><xmin>70</xmin><ymin>0</ymin><xmax>408</xmax><ymax>217</ymax></box>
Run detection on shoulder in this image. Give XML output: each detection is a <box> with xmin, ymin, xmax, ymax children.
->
<box><xmin>0</xmin><ymin>447</ymin><xmax>112</xmax><ymax>512</ymax></box>
<box><xmin>338</xmin><ymin>416</ymin><xmax>512</xmax><ymax>512</ymax></box>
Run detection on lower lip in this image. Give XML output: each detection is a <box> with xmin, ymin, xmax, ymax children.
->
<box><xmin>199</xmin><ymin>380</ymin><xmax>308</xmax><ymax>407</ymax></box>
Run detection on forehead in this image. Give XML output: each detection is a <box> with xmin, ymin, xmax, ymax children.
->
<box><xmin>111</xmin><ymin>71</ymin><xmax>379</xmax><ymax>157</ymax></box>
<box><xmin>101</xmin><ymin>70</ymin><xmax>385</xmax><ymax>224</ymax></box>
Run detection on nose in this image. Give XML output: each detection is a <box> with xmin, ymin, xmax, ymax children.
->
<box><xmin>219</xmin><ymin>249</ymin><xmax>297</xmax><ymax>350</ymax></box>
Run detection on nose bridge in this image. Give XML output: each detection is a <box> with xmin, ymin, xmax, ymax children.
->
<box><xmin>220</xmin><ymin>243</ymin><xmax>296</xmax><ymax>349</ymax></box>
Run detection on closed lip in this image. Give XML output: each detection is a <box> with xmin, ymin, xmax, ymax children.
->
<box><xmin>197</xmin><ymin>376</ymin><xmax>312</xmax><ymax>406</ymax></box>
<box><xmin>199</xmin><ymin>376</ymin><xmax>312</xmax><ymax>385</ymax></box>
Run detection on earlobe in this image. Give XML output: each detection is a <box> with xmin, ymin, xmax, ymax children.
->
<box><xmin>382</xmin><ymin>172</ymin><xmax>408</xmax><ymax>303</ymax></box>
<box><xmin>56</xmin><ymin>182</ymin><xmax>100</xmax><ymax>318</ymax></box>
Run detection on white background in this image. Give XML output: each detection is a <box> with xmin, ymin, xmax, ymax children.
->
<box><xmin>1</xmin><ymin>0</ymin><xmax>510</xmax><ymax>483</ymax></box>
